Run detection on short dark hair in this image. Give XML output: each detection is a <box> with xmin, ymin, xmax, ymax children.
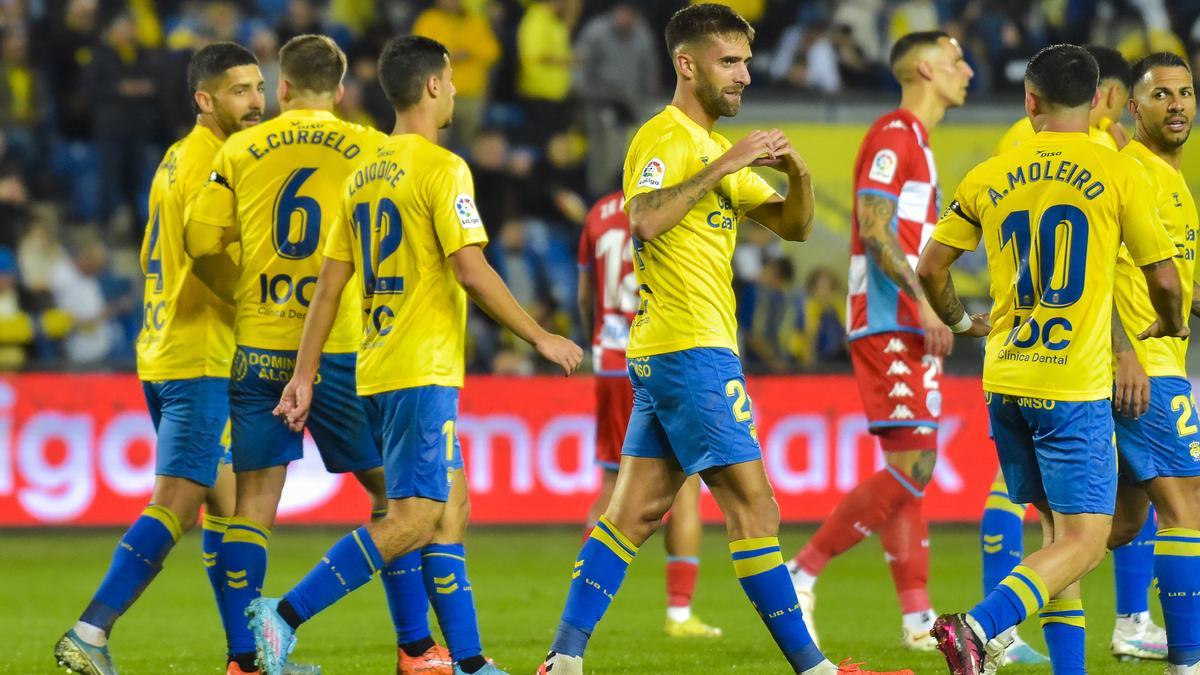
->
<box><xmin>1085</xmin><ymin>45</ymin><xmax>1132</xmax><ymax>89</ymax></box>
<box><xmin>664</xmin><ymin>3</ymin><xmax>754</xmax><ymax>54</ymax></box>
<box><xmin>889</xmin><ymin>31</ymin><xmax>949</xmax><ymax>69</ymax></box>
<box><xmin>377</xmin><ymin>35</ymin><xmax>449</xmax><ymax>109</ymax></box>
<box><xmin>279</xmin><ymin>34</ymin><xmax>346</xmax><ymax>95</ymax></box>
<box><xmin>187</xmin><ymin>42</ymin><xmax>258</xmax><ymax>111</ymax></box>
<box><xmin>1025</xmin><ymin>44</ymin><xmax>1098</xmax><ymax>108</ymax></box>
<box><xmin>1130</xmin><ymin>51</ymin><xmax>1191</xmax><ymax>89</ymax></box>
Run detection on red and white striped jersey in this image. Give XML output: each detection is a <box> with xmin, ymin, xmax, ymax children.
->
<box><xmin>848</xmin><ymin>108</ymin><xmax>940</xmax><ymax>339</ymax></box>
<box><xmin>578</xmin><ymin>191</ymin><xmax>638</xmax><ymax>375</ymax></box>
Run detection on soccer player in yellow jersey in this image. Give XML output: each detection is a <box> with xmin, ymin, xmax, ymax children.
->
<box><xmin>54</xmin><ymin>43</ymin><xmax>264</xmax><ymax>675</ymax></box>
<box><xmin>243</xmin><ymin>36</ymin><xmax>581</xmax><ymax>675</ymax></box>
<box><xmin>1105</xmin><ymin>52</ymin><xmax>1200</xmax><ymax>675</ymax></box>
<box><xmin>917</xmin><ymin>44</ymin><xmax>1186</xmax><ymax>674</ymax></box>
<box><xmin>185</xmin><ymin>36</ymin><xmax>451</xmax><ymax>675</ymax></box>
<box><xmin>538</xmin><ymin>6</ymin><xmax>908</xmax><ymax>675</ymax></box>
<box><xmin>995</xmin><ymin>45</ymin><xmax>1131</xmax><ymax>153</ymax></box>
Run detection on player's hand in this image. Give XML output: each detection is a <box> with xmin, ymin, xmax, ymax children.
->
<box><xmin>963</xmin><ymin>312</ymin><xmax>992</xmax><ymax>338</ymax></box>
<box><xmin>919</xmin><ymin>303</ymin><xmax>954</xmax><ymax>357</ymax></box>
<box><xmin>1113</xmin><ymin>351</ymin><xmax>1150</xmax><ymax>418</ymax></box>
<box><xmin>718</xmin><ymin>129</ymin><xmax>783</xmax><ymax>175</ymax></box>
<box><xmin>752</xmin><ymin>131</ymin><xmax>810</xmax><ymax>178</ymax></box>
<box><xmin>1137</xmin><ymin>319</ymin><xmax>1190</xmax><ymax>340</ymax></box>
<box><xmin>274</xmin><ymin>377</ymin><xmax>313</xmax><ymax>433</ymax></box>
<box><xmin>535</xmin><ymin>332</ymin><xmax>584</xmax><ymax>376</ymax></box>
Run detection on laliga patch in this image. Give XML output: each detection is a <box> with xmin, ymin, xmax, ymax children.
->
<box><xmin>637</xmin><ymin>157</ymin><xmax>665</xmax><ymax>189</ymax></box>
<box><xmin>867</xmin><ymin>149</ymin><xmax>898</xmax><ymax>184</ymax></box>
<box><xmin>454</xmin><ymin>193</ymin><xmax>483</xmax><ymax>228</ymax></box>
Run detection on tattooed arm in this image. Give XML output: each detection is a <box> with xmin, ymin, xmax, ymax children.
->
<box><xmin>857</xmin><ymin>192</ymin><xmax>924</xmax><ymax>299</ymax></box>
<box><xmin>916</xmin><ymin>239</ymin><xmax>990</xmax><ymax>338</ymax></box>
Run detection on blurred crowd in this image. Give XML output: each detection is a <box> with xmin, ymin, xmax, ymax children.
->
<box><xmin>1</xmin><ymin>0</ymin><xmax>1198</xmax><ymax>372</ymax></box>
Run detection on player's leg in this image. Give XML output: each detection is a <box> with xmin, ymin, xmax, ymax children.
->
<box><xmin>980</xmin><ymin>468</ymin><xmax>1026</xmax><ymax>596</ymax></box>
<box><xmin>586</xmin><ymin>469</ymin><xmax>617</xmax><ymax>533</ymax></box>
<box><xmin>877</xmin><ymin>448</ymin><xmax>936</xmax><ymax>648</ymax></box>
<box><xmin>202</xmin><ymin>422</ymin><xmax>236</xmax><ymax>639</ymax></box>
<box><xmin>1145</xmin><ymin>475</ymin><xmax>1200</xmax><ymax>672</ymax></box>
<box><xmin>584</xmin><ymin>374</ymin><xmax>627</xmax><ymax>534</ymax></box>
<box><xmin>57</xmin><ymin>378</ymin><xmax>225</xmax><ymax>674</ymax></box>
<box><xmin>1031</xmin><ymin>506</ymin><xmax>1087</xmax><ymax>675</ymax></box>
<box><xmin>662</xmin><ymin>475</ymin><xmax>721</xmax><ymax>637</ymax></box>
<box><xmin>1108</xmin><ymin>481</ymin><xmax>1166</xmax><ymax>660</ymax></box>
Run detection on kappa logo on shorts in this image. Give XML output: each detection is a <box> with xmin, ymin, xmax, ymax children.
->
<box><xmin>888</xmin><ymin>382</ymin><xmax>914</xmax><ymax>398</ymax></box>
<box><xmin>889</xmin><ymin>404</ymin><xmax>915</xmax><ymax>420</ymax></box>
<box><xmin>913</xmin><ymin>426</ymin><xmax>934</xmax><ymax>435</ymax></box>
<box><xmin>886</xmin><ymin>360</ymin><xmax>912</xmax><ymax>376</ymax></box>
<box><xmin>883</xmin><ymin>338</ymin><xmax>908</xmax><ymax>354</ymax></box>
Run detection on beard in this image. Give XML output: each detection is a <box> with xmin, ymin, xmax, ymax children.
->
<box><xmin>213</xmin><ymin>104</ymin><xmax>261</xmax><ymax>136</ymax></box>
<box><xmin>1148</xmin><ymin>118</ymin><xmax>1192</xmax><ymax>150</ymax></box>
<box><xmin>696</xmin><ymin>75</ymin><xmax>740</xmax><ymax>118</ymax></box>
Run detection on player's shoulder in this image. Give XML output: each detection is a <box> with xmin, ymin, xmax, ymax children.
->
<box><xmin>864</xmin><ymin>109</ymin><xmax>923</xmax><ymax>146</ymax></box>
<box><xmin>334</xmin><ymin>117</ymin><xmax>387</xmax><ymax>144</ymax></box>
<box><xmin>629</xmin><ymin>108</ymin><xmax>694</xmax><ymax>151</ymax></box>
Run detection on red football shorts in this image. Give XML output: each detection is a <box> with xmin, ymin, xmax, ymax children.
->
<box><xmin>849</xmin><ymin>331</ymin><xmax>941</xmax><ymax>452</ymax></box>
<box><xmin>595</xmin><ymin>374</ymin><xmax>635</xmax><ymax>470</ymax></box>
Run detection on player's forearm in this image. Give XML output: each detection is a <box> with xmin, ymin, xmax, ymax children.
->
<box><xmin>1191</xmin><ymin>281</ymin><xmax>1200</xmax><ymax>318</ymax></box>
<box><xmin>461</xmin><ymin>258</ymin><xmax>547</xmax><ymax>346</ymax></box>
<box><xmin>916</xmin><ymin>258</ymin><xmax>964</xmax><ymax>325</ymax></box>
<box><xmin>184</xmin><ymin>221</ymin><xmax>228</xmax><ymax>258</ymax></box>
<box><xmin>859</xmin><ymin>194</ymin><xmax>924</xmax><ymax>300</ymax></box>
<box><xmin>291</xmin><ymin>285</ymin><xmax>340</xmax><ymax>382</ymax></box>
<box><xmin>578</xmin><ymin>278</ymin><xmax>594</xmax><ymax>336</ymax></box>
<box><xmin>1141</xmin><ymin>258</ymin><xmax>1185</xmax><ymax>333</ymax></box>
<box><xmin>1112</xmin><ymin>306</ymin><xmax>1135</xmax><ymax>354</ymax></box>
<box><xmin>191</xmin><ymin>252</ymin><xmax>238</xmax><ymax>305</ymax></box>
<box><xmin>767</xmin><ymin>172</ymin><xmax>815</xmax><ymax>242</ymax></box>
<box><xmin>627</xmin><ymin>162</ymin><xmax>726</xmax><ymax>241</ymax></box>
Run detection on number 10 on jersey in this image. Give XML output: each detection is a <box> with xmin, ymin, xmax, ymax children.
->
<box><xmin>352</xmin><ymin>197</ymin><xmax>405</xmax><ymax>297</ymax></box>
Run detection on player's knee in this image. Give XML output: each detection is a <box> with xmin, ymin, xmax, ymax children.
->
<box><xmin>1058</xmin><ymin>529</ymin><xmax>1110</xmax><ymax>572</ymax></box>
<box><xmin>1107</xmin><ymin>516</ymin><xmax>1144</xmax><ymax>550</ymax></box>
<box><xmin>725</xmin><ymin>493</ymin><xmax>780</xmax><ymax>540</ymax></box>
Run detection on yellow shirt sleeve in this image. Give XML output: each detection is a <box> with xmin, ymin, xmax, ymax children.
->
<box><xmin>323</xmin><ymin>197</ymin><xmax>355</xmax><ymax>263</ymax></box>
<box><xmin>624</xmin><ymin>129</ymin><xmax>692</xmax><ymax>204</ymax></box>
<box><xmin>735</xmin><ymin>168</ymin><xmax>778</xmax><ymax>213</ymax></box>
<box><xmin>932</xmin><ymin>174</ymin><xmax>983</xmax><ymax>251</ymax></box>
<box><xmin>188</xmin><ymin>148</ymin><xmax>237</xmax><ymax>230</ymax></box>
<box><xmin>1120</xmin><ymin>165</ymin><xmax>1178</xmax><ymax>266</ymax></box>
<box><xmin>427</xmin><ymin>157</ymin><xmax>489</xmax><ymax>256</ymax></box>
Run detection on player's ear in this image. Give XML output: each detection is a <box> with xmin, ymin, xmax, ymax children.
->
<box><xmin>334</xmin><ymin>82</ymin><xmax>345</xmax><ymax>106</ymax></box>
<box><xmin>915</xmin><ymin>58</ymin><xmax>934</xmax><ymax>83</ymax></box>
<box><xmin>277</xmin><ymin>78</ymin><xmax>289</xmax><ymax>104</ymax></box>
<box><xmin>427</xmin><ymin>72</ymin><xmax>441</xmax><ymax>99</ymax></box>
<box><xmin>1089</xmin><ymin>88</ymin><xmax>1101</xmax><ymax>112</ymax></box>
<box><xmin>193</xmin><ymin>89</ymin><xmax>212</xmax><ymax>115</ymax></box>
<box><xmin>675</xmin><ymin>50</ymin><xmax>694</xmax><ymax>81</ymax></box>
<box><xmin>1127</xmin><ymin>95</ymin><xmax>1139</xmax><ymax>121</ymax></box>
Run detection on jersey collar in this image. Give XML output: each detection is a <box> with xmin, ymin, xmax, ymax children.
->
<box><xmin>277</xmin><ymin>108</ymin><xmax>338</xmax><ymax>122</ymax></box>
<box><xmin>662</xmin><ymin>104</ymin><xmax>713</xmax><ymax>141</ymax></box>
<box><xmin>1125</xmin><ymin>138</ymin><xmax>1179</xmax><ymax>174</ymax></box>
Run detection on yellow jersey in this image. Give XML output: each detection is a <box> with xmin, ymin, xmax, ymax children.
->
<box><xmin>933</xmin><ymin>131</ymin><xmax>1176</xmax><ymax>401</ymax></box>
<box><xmin>325</xmin><ymin>135</ymin><xmax>488</xmax><ymax>395</ymax></box>
<box><xmin>995</xmin><ymin>116</ymin><xmax>1119</xmax><ymax>155</ymax></box>
<box><xmin>622</xmin><ymin>105</ymin><xmax>778</xmax><ymax>358</ymax></box>
<box><xmin>189</xmin><ymin>109</ymin><xmax>385</xmax><ymax>353</ymax></box>
<box><xmin>136</xmin><ymin>124</ymin><xmax>236</xmax><ymax>380</ymax></box>
<box><xmin>1114</xmin><ymin>139</ymin><xmax>1197</xmax><ymax>377</ymax></box>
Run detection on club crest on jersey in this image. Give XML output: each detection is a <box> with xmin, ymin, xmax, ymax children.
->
<box><xmin>454</xmin><ymin>193</ymin><xmax>482</xmax><ymax>229</ymax></box>
<box><xmin>868</xmin><ymin>149</ymin><xmax>898</xmax><ymax>183</ymax></box>
<box><xmin>637</xmin><ymin>157</ymin><xmax>665</xmax><ymax>189</ymax></box>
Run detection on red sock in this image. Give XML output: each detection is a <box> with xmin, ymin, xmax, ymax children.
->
<box><xmin>795</xmin><ymin>468</ymin><xmax>917</xmax><ymax>575</ymax></box>
<box><xmin>880</xmin><ymin>496</ymin><xmax>930</xmax><ymax>613</ymax></box>
<box><xmin>666</xmin><ymin>557</ymin><xmax>699</xmax><ymax>608</ymax></box>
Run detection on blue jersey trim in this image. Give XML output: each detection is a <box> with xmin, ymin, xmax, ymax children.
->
<box><xmin>856</xmin><ymin>188</ymin><xmax>900</xmax><ymax>202</ymax></box>
<box><xmin>867</xmin><ymin>420</ymin><xmax>940</xmax><ymax>430</ymax></box>
<box><xmin>885</xmin><ymin>464</ymin><xmax>926</xmax><ymax>498</ymax></box>
<box><xmin>848</xmin><ymin>326</ymin><xmax>924</xmax><ymax>341</ymax></box>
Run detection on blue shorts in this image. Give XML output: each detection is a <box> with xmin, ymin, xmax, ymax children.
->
<box><xmin>364</xmin><ymin>385</ymin><xmax>462</xmax><ymax>501</ymax></box>
<box><xmin>1115</xmin><ymin>376</ymin><xmax>1200</xmax><ymax>482</ymax></box>
<box><xmin>229</xmin><ymin>346</ymin><xmax>381</xmax><ymax>474</ymax></box>
<box><xmin>986</xmin><ymin>392</ymin><xmax>1116</xmax><ymax>515</ymax></box>
<box><xmin>143</xmin><ymin>377</ymin><xmax>229</xmax><ymax>487</ymax></box>
<box><xmin>622</xmin><ymin>348</ymin><xmax>761</xmax><ymax>475</ymax></box>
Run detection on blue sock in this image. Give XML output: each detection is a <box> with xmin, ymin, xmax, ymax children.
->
<box><xmin>980</xmin><ymin>476</ymin><xmax>1025</xmax><ymax>596</ymax></box>
<box><xmin>969</xmin><ymin>564</ymin><xmax>1048</xmax><ymax>640</ymax></box>
<box><xmin>382</xmin><ymin>550</ymin><xmax>432</xmax><ymax>645</ymax></box>
<box><xmin>1155</xmin><ymin>528</ymin><xmax>1200</xmax><ymax>666</ymax></box>
<box><xmin>220</xmin><ymin>516</ymin><xmax>271</xmax><ymax>655</ymax></box>
<box><xmin>1113</xmin><ymin>507</ymin><xmax>1156</xmax><ymax>616</ymax></box>
<box><xmin>81</xmin><ymin>505</ymin><xmax>182</xmax><ymax>633</ymax></box>
<box><xmin>731</xmin><ymin>536</ymin><xmax>825</xmax><ymax>672</ymax></box>
<box><xmin>283</xmin><ymin>527</ymin><xmax>383</xmax><ymax>623</ymax></box>
<box><xmin>1040</xmin><ymin>598</ymin><xmax>1086</xmax><ymax>674</ymax></box>
<box><xmin>201</xmin><ymin>514</ymin><xmax>230</xmax><ymax>642</ymax></box>
<box><xmin>550</xmin><ymin>515</ymin><xmax>637</xmax><ymax>658</ymax></box>
<box><xmin>423</xmin><ymin>543</ymin><xmax>482</xmax><ymax>662</ymax></box>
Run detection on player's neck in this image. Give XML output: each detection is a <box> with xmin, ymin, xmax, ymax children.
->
<box><xmin>671</xmin><ymin>89</ymin><xmax>717</xmax><ymax>132</ymax></box>
<box><xmin>1135</xmin><ymin>132</ymin><xmax>1184</xmax><ymax>170</ymax></box>
<box><xmin>391</xmin><ymin>111</ymin><xmax>439</xmax><ymax>144</ymax></box>
<box><xmin>1032</xmin><ymin>111</ymin><xmax>1089</xmax><ymax>134</ymax></box>
<box><xmin>898</xmin><ymin>89</ymin><xmax>945</xmax><ymax>132</ymax></box>
<box><xmin>280</xmin><ymin>96</ymin><xmax>335</xmax><ymax>114</ymax></box>
<box><xmin>196</xmin><ymin>114</ymin><xmax>227</xmax><ymax>142</ymax></box>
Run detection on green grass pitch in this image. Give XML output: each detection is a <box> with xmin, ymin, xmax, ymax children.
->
<box><xmin>8</xmin><ymin>525</ymin><xmax>1166</xmax><ymax>674</ymax></box>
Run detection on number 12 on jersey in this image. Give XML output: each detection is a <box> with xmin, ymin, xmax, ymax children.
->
<box><xmin>352</xmin><ymin>197</ymin><xmax>404</xmax><ymax>297</ymax></box>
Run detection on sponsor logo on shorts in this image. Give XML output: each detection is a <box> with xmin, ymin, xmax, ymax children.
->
<box><xmin>888</xmin><ymin>382</ymin><xmax>914</xmax><ymax>398</ymax></box>
<box><xmin>926</xmin><ymin>390</ymin><xmax>942</xmax><ymax>417</ymax></box>
<box><xmin>889</xmin><ymin>404</ymin><xmax>915</xmax><ymax>420</ymax></box>
<box><xmin>999</xmin><ymin>395</ymin><xmax>1057</xmax><ymax>410</ymax></box>
<box><xmin>883</xmin><ymin>337</ymin><xmax>908</xmax><ymax>354</ymax></box>
<box><xmin>1191</xmin><ymin>441</ymin><xmax>1200</xmax><ymax>461</ymax></box>
<box><xmin>886</xmin><ymin>360</ymin><xmax>912</xmax><ymax>376</ymax></box>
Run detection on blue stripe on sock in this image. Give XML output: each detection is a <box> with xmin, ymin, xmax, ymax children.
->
<box><xmin>1011</xmin><ymin>571</ymin><xmax>1045</xmax><ymax>607</ymax></box>
<box><xmin>593</xmin><ymin>520</ymin><xmax>636</xmax><ymax>558</ymax></box>
<box><xmin>730</xmin><ymin>546</ymin><xmax>781</xmax><ymax>561</ymax></box>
